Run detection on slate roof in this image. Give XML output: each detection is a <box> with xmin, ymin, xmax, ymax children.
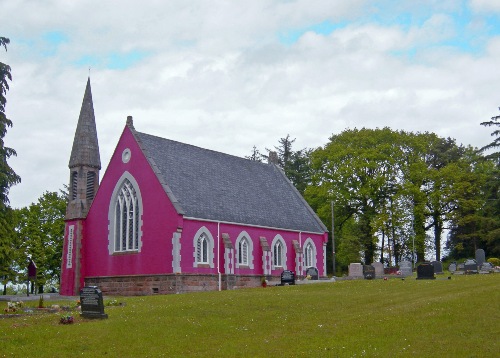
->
<box><xmin>69</xmin><ymin>78</ymin><xmax>101</xmax><ymax>169</ymax></box>
<box><xmin>132</xmin><ymin>127</ymin><xmax>327</xmax><ymax>234</ymax></box>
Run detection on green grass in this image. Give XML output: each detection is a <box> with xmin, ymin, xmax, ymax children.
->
<box><xmin>1</xmin><ymin>275</ymin><xmax>499</xmax><ymax>357</ymax></box>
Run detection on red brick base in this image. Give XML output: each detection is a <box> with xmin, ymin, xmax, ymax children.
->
<box><xmin>85</xmin><ymin>274</ymin><xmax>266</xmax><ymax>296</ymax></box>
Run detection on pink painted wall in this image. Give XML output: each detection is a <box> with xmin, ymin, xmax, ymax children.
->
<box><xmin>83</xmin><ymin>126</ymin><xmax>182</xmax><ymax>278</ymax></box>
<box><xmin>181</xmin><ymin>219</ymin><xmax>327</xmax><ymax>276</ymax></box>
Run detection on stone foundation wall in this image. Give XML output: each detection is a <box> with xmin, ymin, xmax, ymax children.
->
<box><xmin>85</xmin><ymin>274</ymin><xmax>264</xmax><ymax>296</ymax></box>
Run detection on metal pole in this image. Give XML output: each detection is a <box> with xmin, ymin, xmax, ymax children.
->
<box><xmin>331</xmin><ymin>201</ymin><xmax>336</xmax><ymax>276</ymax></box>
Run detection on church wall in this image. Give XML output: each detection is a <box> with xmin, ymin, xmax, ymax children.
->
<box><xmin>181</xmin><ymin>218</ymin><xmax>328</xmax><ymax>277</ymax></box>
<box><xmin>83</xmin><ymin>126</ymin><xmax>181</xmax><ymax>278</ymax></box>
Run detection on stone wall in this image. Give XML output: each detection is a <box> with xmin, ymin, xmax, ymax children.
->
<box><xmin>85</xmin><ymin>274</ymin><xmax>263</xmax><ymax>296</ymax></box>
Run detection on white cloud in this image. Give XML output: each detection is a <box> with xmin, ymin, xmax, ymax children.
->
<box><xmin>470</xmin><ymin>0</ymin><xmax>500</xmax><ymax>13</ymax></box>
<box><xmin>2</xmin><ymin>1</ymin><xmax>500</xmax><ymax>208</ymax></box>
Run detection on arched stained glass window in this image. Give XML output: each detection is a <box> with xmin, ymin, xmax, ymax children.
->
<box><xmin>196</xmin><ymin>233</ymin><xmax>209</xmax><ymax>264</ymax></box>
<box><xmin>273</xmin><ymin>241</ymin><xmax>283</xmax><ymax>267</ymax></box>
<box><xmin>238</xmin><ymin>237</ymin><xmax>249</xmax><ymax>266</ymax></box>
<box><xmin>114</xmin><ymin>179</ymin><xmax>140</xmax><ymax>252</ymax></box>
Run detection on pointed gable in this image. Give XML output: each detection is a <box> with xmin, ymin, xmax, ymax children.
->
<box><xmin>133</xmin><ymin>130</ymin><xmax>327</xmax><ymax>234</ymax></box>
<box><xmin>69</xmin><ymin>78</ymin><xmax>101</xmax><ymax>169</ymax></box>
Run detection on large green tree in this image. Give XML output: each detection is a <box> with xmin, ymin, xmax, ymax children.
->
<box><xmin>0</xmin><ymin>36</ymin><xmax>20</xmax><ymax>293</ymax></box>
<box><xmin>0</xmin><ymin>36</ymin><xmax>20</xmax><ymax>208</ymax></box>
<box><xmin>13</xmin><ymin>191</ymin><xmax>67</xmax><ymax>292</ymax></box>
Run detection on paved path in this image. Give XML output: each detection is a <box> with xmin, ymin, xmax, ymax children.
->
<box><xmin>0</xmin><ymin>294</ymin><xmax>78</xmax><ymax>302</ymax></box>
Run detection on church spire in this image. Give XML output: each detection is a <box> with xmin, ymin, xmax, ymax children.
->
<box><xmin>69</xmin><ymin>77</ymin><xmax>101</xmax><ymax>169</ymax></box>
<box><xmin>66</xmin><ymin>78</ymin><xmax>101</xmax><ymax>220</ymax></box>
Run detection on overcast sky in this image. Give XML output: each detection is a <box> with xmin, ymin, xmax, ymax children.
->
<box><xmin>1</xmin><ymin>0</ymin><xmax>500</xmax><ymax>209</ymax></box>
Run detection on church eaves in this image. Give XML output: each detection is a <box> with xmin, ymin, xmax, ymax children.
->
<box><xmin>69</xmin><ymin>78</ymin><xmax>101</xmax><ymax>169</ymax></box>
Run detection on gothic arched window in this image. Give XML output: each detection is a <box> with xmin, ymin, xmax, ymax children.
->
<box><xmin>108</xmin><ymin>173</ymin><xmax>143</xmax><ymax>254</ymax></box>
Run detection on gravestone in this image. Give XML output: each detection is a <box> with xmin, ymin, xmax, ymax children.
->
<box><xmin>464</xmin><ymin>259</ymin><xmax>478</xmax><ymax>274</ymax></box>
<box><xmin>305</xmin><ymin>267</ymin><xmax>319</xmax><ymax>280</ymax></box>
<box><xmin>479</xmin><ymin>262</ymin><xmax>493</xmax><ymax>274</ymax></box>
<box><xmin>431</xmin><ymin>261</ymin><xmax>444</xmax><ymax>274</ymax></box>
<box><xmin>371</xmin><ymin>262</ymin><xmax>384</xmax><ymax>278</ymax></box>
<box><xmin>448</xmin><ymin>263</ymin><xmax>457</xmax><ymax>272</ymax></box>
<box><xmin>399</xmin><ymin>261</ymin><xmax>413</xmax><ymax>277</ymax></box>
<box><xmin>454</xmin><ymin>263</ymin><xmax>465</xmax><ymax>275</ymax></box>
<box><xmin>280</xmin><ymin>270</ymin><xmax>295</xmax><ymax>285</ymax></box>
<box><xmin>80</xmin><ymin>286</ymin><xmax>108</xmax><ymax>319</ymax></box>
<box><xmin>475</xmin><ymin>249</ymin><xmax>486</xmax><ymax>267</ymax></box>
<box><xmin>363</xmin><ymin>265</ymin><xmax>375</xmax><ymax>280</ymax></box>
<box><xmin>348</xmin><ymin>263</ymin><xmax>364</xmax><ymax>278</ymax></box>
<box><xmin>416</xmin><ymin>262</ymin><xmax>435</xmax><ymax>280</ymax></box>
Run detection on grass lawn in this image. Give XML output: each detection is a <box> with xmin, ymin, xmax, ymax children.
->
<box><xmin>1</xmin><ymin>274</ymin><xmax>499</xmax><ymax>357</ymax></box>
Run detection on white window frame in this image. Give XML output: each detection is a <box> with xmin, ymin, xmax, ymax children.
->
<box><xmin>193</xmin><ymin>227</ymin><xmax>214</xmax><ymax>268</ymax></box>
<box><xmin>271</xmin><ymin>235</ymin><xmax>287</xmax><ymax>270</ymax></box>
<box><xmin>235</xmin><ymin>231</ymin><xmax>254</xmax><ymax>269</ymax></box>
<box><xmin>108</xmin><ymin>172</ymin><xmax>143</xmax><ymax>254</ymax></box>
<box><xmin>303</xmin><ymin>238</ymin><xmax>317</xmax><ymax>269</ymax></box>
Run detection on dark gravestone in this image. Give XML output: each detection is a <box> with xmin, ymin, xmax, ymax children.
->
<box><xmin>305</xmin><ymin>267</ymin><xmax>319</xmax><ymax>280</ymax></box>
<box><xmin>431</xmin><ymin>261</ymin><xmax>444</xmax><ymax>274</ymax></box>
<box><xmin>475</xmin><ymin>249</ymin><xmax>486</xmax><ymax>267</ymax></box>
<box><xmin>280</xmin><ymin>270</ymin><xmax>295</xmax><ymax>285</ymax></box>
<box><xmin>80</xmin><ymin>286</ymin><xmax>108</xmax><ymax>319</ymax></box>
<box><xmin>464</xmin><ymin>259</ymin><xmax>478</xmax><ymax>274</ymax></box>
<box><xmin>416</xmin><ymin>262</ymin><xmax>435</xmax><ymax>280</ymax></box>
<box><xmin>363</xmin><ymin>265</ymin><xmax>375</xmax><ymax>280</ymax></box>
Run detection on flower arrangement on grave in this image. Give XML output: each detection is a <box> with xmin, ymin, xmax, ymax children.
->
<box><xmin>261</xmin><ymin>276</ymin><xmax>267</xmax><ymax>287</ymax></box>
<box><xmin>4</xmin><ymin>301</ymin><xmax>23</xmax><ymax>313</ymax></box>
<box><xmin>59</xmin><ymin>313</ymin><xmax>74</xmax><ymax>324</ymax></box>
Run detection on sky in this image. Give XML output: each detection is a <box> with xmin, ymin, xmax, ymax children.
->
<box><xmin>1</xmin><ymin>0</ymin><xmax>500</xmax><ymax>209</ymax></box>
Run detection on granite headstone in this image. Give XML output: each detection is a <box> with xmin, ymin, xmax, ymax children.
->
<box><xmin>431</xmin><ymin>261</ymin><xmax>444</xmax><ymax>274</ymax></box>
<box><xmin>363</xmin><ymin>265</ymin><xmax>375</xmax><ymax>280</ymax></box>
<box><xmin>416</xmin><ymin>262</ymin><xmax>435</xmax><ymax>280</ymax></box>
<box><xmin>280</xmin><ymin>270</ymin><xmax>295</xmax><ymax>285</ymax></box>
<box><xmin>464</xmin><ymin>259</ymin><xmax>478</xmax><ymax>274</ymax></box>
<box><xmin>80</xmin><ymin>286</ymin><xmax>108</xmax><ymax>319</ymax></box>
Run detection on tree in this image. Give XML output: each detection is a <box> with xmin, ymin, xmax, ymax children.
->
<box><xmin>13</xmin><ymin>190</ymin><xmax>67</xmax><ymax>292</ymax></box>
<box><xmin>0</xmin><ymin>36</ymin><xmax>20</xmax><ymax>208</ymax></box>
<box><xmin>479</xmin><ymin>108</ymin><xmax>500</xmax><ymax>162</ymax></box>
<box><xmin>245</xmin><ymin>145</ymin><xmax>263</xmax><ymax>162</ymax></box>
<box><xmin>0</xmin><ymin>36</ymin><xmax>20</xmax><ymax>293</ymax></box>
<box><xmin>269</xmin><ymin>135</ymin><xmax>312</xmax><ymax>194</ymax></box>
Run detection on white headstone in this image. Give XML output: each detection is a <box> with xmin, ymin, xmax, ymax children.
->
<box><xmin>399</xmin><ymin>260</ymin><xmax>413</xmax><ymax>277</ymax></box>
<box><xmin>371</xmin><ymin>262</ymin><xmax>384</xmax><ymax>278</ymax></box>
<box><xmin>348</xmin><ymin>263</ymin><xmax>364</xmax><ymax>278</ymax></box>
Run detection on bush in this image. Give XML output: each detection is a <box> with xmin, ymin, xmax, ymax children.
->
<box><xmin>487</xmin><ymin>258</ymin><xmax>500</xmax><ymax>266</ymax></box>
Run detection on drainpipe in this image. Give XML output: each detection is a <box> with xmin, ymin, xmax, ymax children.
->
<box><xmin>217</xmin><ymin>221</ymin><xmax>221</xmax><ymax>291</ymax></box>
<box><xmin>299</xmin><ymin>232</ymin><xmax>302</xmax><ymax>276</ymax></box>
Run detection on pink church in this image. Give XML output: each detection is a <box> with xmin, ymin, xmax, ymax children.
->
<box><xmin>60</xmin><ymin>79</ymin><xmax>328</xmax><ymax>296</ymax></box>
